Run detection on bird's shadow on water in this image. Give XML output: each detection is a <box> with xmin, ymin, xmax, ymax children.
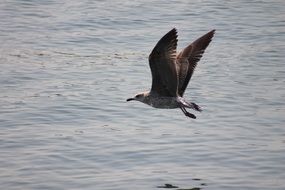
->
<box><xmin>157</xmin><ymin>178</ymin><xmax>207</xmax><ymax>190</ymax></box>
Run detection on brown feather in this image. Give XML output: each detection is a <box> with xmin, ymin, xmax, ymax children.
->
<box><xmin>149</xmin><ymin>28</ymin><xmax>179</xmax><ymax>97</ymax></box>
<box><xmin>177</xmin><ymin>30</ymin><xmax>215</xmax><ymax>96</ymax></box>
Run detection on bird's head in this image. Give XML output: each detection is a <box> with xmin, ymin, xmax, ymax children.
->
<box><xmin>126</xmin><ymin>92</ymin><xmax>148</xmax><ymax>103</ymax></box>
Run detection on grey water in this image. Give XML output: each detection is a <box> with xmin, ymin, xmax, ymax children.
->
<box><xmin>1</xmin><ymin>0</ymin><xmax>285</xmax><ymax>189</ymax></box>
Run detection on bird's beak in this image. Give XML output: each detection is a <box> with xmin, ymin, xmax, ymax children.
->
<box><xmin>126</xmin><ymin>98</ymin><xmax>135</xmax><ymax>102</ymax></box>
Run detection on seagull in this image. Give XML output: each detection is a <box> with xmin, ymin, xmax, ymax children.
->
<box><xmin>127</xmin><ymin>28</ymin><xmax>215</xmax><ymax>119</ymax></box>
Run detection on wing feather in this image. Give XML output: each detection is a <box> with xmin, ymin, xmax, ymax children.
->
<box><xmin>177</xmin><ymin>30</ymin><xmax>215</xmax><ymax>96</ymax></box>
<box><xmin>149</xmin><ymin>28</ymin><xmax>179</xmax><ymax>97</ymax></box>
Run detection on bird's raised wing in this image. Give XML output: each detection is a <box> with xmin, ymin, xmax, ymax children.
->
<box><xmin>149</xmin><ymin>28</ymin><xmax>178</xmax><ymax>97</ymax></box>
<box><xmin>177</xmin><ymin>30</ymin><xmax>215</xmax><ymax>96</ymax></box>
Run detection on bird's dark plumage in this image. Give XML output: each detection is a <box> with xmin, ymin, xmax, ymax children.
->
<box><xmin>177</xmin><ymin>29</ymin><xmax>215</xmax><ymax>96</ymax></box>
<box><xmin>149</xmin><ymin>28</ymin><xmax>215</xmax><ymax>97</ymax></box>
<box><xmin>149</xmin><ymin>28</ymin><xmax>178</xmax><ymax>97</ymax></box>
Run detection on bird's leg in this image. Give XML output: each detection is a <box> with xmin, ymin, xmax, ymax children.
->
<box><xmin>180</xmin><ymin>106</ymin><xmax>196</xmax><ymax>119</ymax></box>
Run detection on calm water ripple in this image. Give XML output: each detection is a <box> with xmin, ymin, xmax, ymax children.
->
<box><xmin>1</xmin><ymin>0</ymin><xmax>285</xmax><ymax>190</ymax></box>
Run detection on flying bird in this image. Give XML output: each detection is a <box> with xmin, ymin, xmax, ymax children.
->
<box><xmin>127</xmin><ymin>28</ymin><xmax>215</xmax><ymax>119</ymax></box>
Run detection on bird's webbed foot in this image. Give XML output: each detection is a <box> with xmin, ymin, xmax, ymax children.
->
<box><xmin>185</xmin><ymin>111</ymin><xmax>196</xmax><ymax>119</ymax></box>
<box><xmin>180</xmin><ymin>106</ymin><xmax>196</xmax><ymax>119</ymax></box>
<box><xmin>191</xmin><ymin>102</ymin><xmax>202</xmax><ymax>112</ymax></box>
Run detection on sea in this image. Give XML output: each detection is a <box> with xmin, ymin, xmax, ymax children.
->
<box><xmin>0</xmin><ymin>0</ymin><xmax>285</xmax><ymax>189</ymax></box>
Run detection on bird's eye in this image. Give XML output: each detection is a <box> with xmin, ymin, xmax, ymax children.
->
<box><xmin>135</xmin><ymin>94</ymin><xmax>141</xmax><ymax>98</ymax></box>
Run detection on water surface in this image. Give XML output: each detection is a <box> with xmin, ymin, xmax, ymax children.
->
<box><xmin>1</xmin><ymin>0</ymin><xmax>285</xmax><ymax>189</ymax></box>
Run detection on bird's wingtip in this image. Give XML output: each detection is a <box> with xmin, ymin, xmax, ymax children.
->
<box><xmin>170</xmin><ymin>27</ymin><xmax>178</xmax><ymax>35</ymax></box>
<box><xmin>206</xmin><ymin>29</ymin><xmax>216</xmax><ymax>39</ymax></box>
